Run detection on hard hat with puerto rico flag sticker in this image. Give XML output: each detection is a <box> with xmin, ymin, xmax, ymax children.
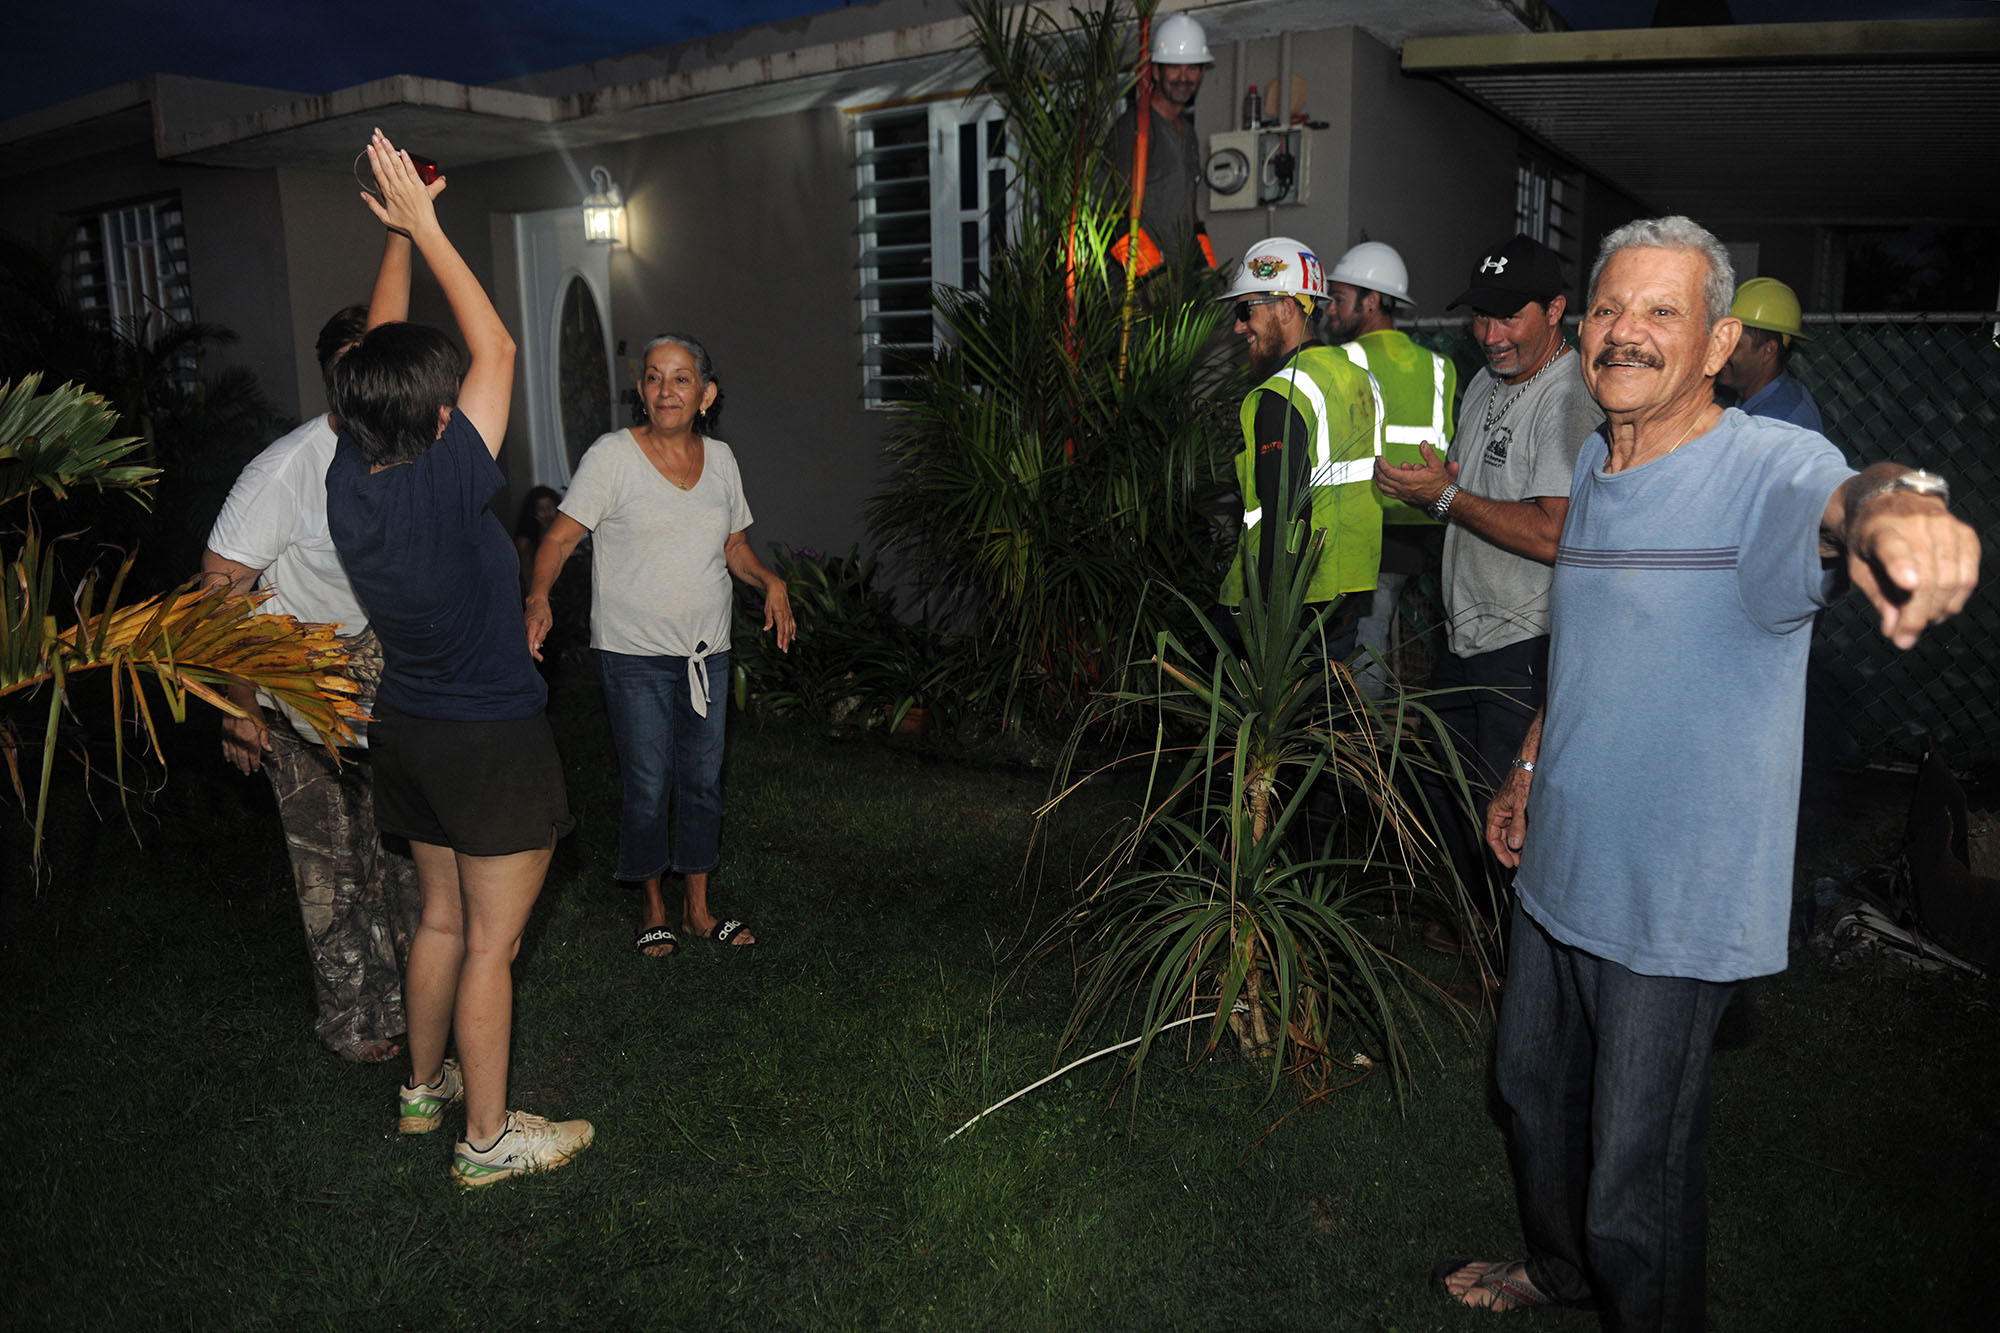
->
<box><xmin>1219</xmin><ymin>237</ymin><xmax>1327</xmax><ymax>303</ymax></box>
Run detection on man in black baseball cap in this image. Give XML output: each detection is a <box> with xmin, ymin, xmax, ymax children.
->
<box><xmin>1375</xmin><ymin>230</ymin><xmax>1603</xmax><ymax>960</ymax></box>
<box><xmin>1449</xmin><ymin>233</ymin><xmax>1569</xmax><ymax>318</ymax></box>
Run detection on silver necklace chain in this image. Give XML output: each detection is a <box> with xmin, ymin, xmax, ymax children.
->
<box><xmin>1481</xmin><ymin>342</ymin><xmax>1569</xmax><ymax>435</ymax></box>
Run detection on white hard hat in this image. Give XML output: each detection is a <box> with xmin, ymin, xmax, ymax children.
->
<box><xmin>1220</xmin><ymin>237</ymin><xmax>1327</xmax><ymax>303</ymax></box>
<box><xmin>1330</xmin><ymin>241</ymin><xmax>1413</xmax><ymax>308</ymax></box>
<box><xmin>1151</xmin><ymin>14</ymin><xmax>1213</xmax><ymax>65</ymax></box>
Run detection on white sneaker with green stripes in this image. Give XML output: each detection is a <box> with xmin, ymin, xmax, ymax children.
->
<box><xmin>397</xmin><ymin>1058</ymin><xmax>464</xmax><ymax>1135</ymax></box>
<box><xmin>450</xmin><ymin>1110</ymin><xmax>594</xmax><ymax>1188</ymax></box>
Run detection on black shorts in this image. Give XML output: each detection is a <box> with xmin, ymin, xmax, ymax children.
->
<box><xmin>369</xmin><ymin>705</ymin><xmax>575</xmax><ymax>856</ymax></box>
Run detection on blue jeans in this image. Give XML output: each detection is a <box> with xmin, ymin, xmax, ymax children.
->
<box><xmin>597</xmin><ymin>649</ymin><xmax>729</xmax><ymax>879</ymax></box>
<box><xmin>1495</xmin><ymin>904</ymin><xmax>1738</xmax><ymax>1331</ymax></box>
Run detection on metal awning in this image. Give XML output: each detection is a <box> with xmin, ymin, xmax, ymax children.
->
<box><xmin>1403</xmin><ymin>19</ymin><xmax>2000</xmax><ymax>226</ymax></box>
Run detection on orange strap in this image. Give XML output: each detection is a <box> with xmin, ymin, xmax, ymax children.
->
<box><xmin>1194</xmin><ymin>224</ymin><xmax>1217</xmax><ymax>270</ymax></box>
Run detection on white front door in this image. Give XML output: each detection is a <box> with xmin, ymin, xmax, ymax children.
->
<box><xmin>512</xmin><ymin>208</ymin><xmax>615</xmax><ymax>489</ymax></box>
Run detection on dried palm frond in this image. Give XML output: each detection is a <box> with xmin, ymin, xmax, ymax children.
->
<box><xmin>2</xmin><ymin>374</ymin><xmax>364</xmax><ymax>876</ymax></box>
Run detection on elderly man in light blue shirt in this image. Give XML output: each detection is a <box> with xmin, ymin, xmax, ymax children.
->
<box><xmin>1433</xmin><ymin>218</ymin><xmax>1978</xmax><ymax>1328</ymax></box>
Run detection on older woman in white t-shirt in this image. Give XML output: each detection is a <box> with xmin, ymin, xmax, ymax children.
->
<box><xmin>525</xmin><ymin>334</ymin><xmax>793</xmax><ymax>958</ymax></box>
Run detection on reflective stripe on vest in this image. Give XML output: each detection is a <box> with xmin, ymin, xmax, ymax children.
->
<box><xmin>1342</xmin><ymin>340</ymin><xmax>1447</xmax><ymax>447</ymax></box>
<box><xmin>1238</xmin><ymin>357</ymin><xmax>1381</xmax><ymax>526</ymax></box>
<box><xmin>1297</xmin><ymin>356</ymin><xmax>1381</xmax><ymax>488</ymax></box>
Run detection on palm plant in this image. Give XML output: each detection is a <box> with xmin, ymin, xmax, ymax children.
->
<box><xmin>868</xmin><ymin>0</ymin><xmax>1241</xmax><ymax>735</ymax></box>
<box><xmin>1033</xmin><ymin>501</ymin><xmax>1495</xmax><ymax>1105</ymax></box>
<box><xmin>849</xmin><ymin>611</ymin><xmax>971</xmax><ymax>735</ymax></box>
<box><xmin>2</xmin><ymin>374</ymin><xmax>367</xmax><ymax>875</ymax></box>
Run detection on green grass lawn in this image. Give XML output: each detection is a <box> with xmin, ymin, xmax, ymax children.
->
<box><xmin>2</xmin><ymin>672</ymin><xmax>1992</xmax><ymax>1329</ymax></box>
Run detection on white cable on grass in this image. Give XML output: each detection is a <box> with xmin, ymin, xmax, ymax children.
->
<box><xmin>945</xmin><ymin>1004</ymin><xmax>1242</xmax><ymax>1142</ymax></box>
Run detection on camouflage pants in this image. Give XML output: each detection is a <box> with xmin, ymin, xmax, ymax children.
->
<box><xmin>264</xmin><ymin>721</ymin><xmax>420</xmax><ymax>1057</ymax></box>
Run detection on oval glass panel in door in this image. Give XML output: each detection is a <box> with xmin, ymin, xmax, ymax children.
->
<box><xmin>558</xmin><ymin>276</ymin><xmax>610</xmax><ymax>472</ymax></box>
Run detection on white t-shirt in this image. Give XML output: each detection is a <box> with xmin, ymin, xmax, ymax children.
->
<box><xmin>208</xmin><ymin>415</ymin><xmax>367</xmax><ymax>629</ymax></box>
<box><xmin>206</xmin><ymin>414</ymin><xmax>371</xmax><ymax>744</ymax></box>
<box><xmin>559</xmin><ymin>430</ymin><xmax>754</xmax><ymax>663</ymax></box>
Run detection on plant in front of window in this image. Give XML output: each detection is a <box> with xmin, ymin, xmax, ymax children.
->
<box><xmin>0</xmin><ymin>233</ymin><xmax>278</xmax><ymax>594</ymax></box>
<box><xmin>868</xmin><ymin>0</ymin><xmax>1241</xmax><ymax>737</ymax></box>
<box><xmin>0</xmin><ymin>374</ymin><xmax>366</xmax><ymax>878</ymax></box>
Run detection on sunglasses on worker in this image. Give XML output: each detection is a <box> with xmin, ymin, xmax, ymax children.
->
<box><xmin>1232</xmin><ymin>295</ymin><xmax>1290</xmax><ymax>323</ymax></box>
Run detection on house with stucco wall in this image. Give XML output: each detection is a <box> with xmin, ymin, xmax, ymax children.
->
<box><xmin>3</xmin><ymin>0</ymin><xmax>1993</xmax><ymax>559</ymax></box>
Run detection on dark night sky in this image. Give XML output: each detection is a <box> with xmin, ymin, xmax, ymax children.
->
<box><xmin>0</xmin><ymin>0</ymin><xmax>841</xmax><ymax>120</ymax></box>
<box><xmin>1</xmin><ymin>0</ymin><xmax>1984</xmax><ymax>122</ymax></box>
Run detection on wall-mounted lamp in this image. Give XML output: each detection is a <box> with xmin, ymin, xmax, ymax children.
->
<box><xmin>582</xmin><ymin>166</ymin><xmax>625</xmax><ymax>246</ymax></box>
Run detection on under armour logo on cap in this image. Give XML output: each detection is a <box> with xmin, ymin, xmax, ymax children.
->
<box><xmin>1449</xmin><ymin>234</ymin><xmax>1567</xmax><ymax>317</ymax></box>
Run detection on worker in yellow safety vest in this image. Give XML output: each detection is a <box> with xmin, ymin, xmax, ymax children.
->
<box><xmin>1323</xmin><ymin>240</ymin><xmax>1458</xmax><ymax>696</ymax></box>
<box><xmin>1217</xmin><ymin>236</ymin><xmax>1382</xmax><ymax>622</ymax></box>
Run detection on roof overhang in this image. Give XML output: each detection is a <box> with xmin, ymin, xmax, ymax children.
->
<box><xmin>1403</xmin><ymin>19</ymin><xmax>2000</xmax><ymax>227</ymax></box>
<box><xmin>3</xmin><ymin>0</ymin><xmax>1549</xmax><ymax>179</ymax></box>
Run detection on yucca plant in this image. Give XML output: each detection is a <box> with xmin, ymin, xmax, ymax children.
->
<box><xmin>1033</xmin><ymin>490</ymin><xmax>1496</xmax><ymax>1105</ymax></box>
<box><xmin>1</xmin><ymin>374</ymin><xmax>367</xmax><ymax>875</ymax></box>
<box><xmin>868</xmin><ymin>0</ymin><xmax>1242</xmax><ymax>735</ymax></box>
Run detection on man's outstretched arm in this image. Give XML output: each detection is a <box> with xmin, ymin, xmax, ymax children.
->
<box><xmin>1824</xmin><ymin>464</ymin><xmax>1980</xmax><ymax>650</ymax></box>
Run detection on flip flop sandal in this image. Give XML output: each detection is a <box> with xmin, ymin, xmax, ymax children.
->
<box><xmin>635</xmin><ymin>926</ymin><xmax>678</xmax><ymax>958</ymax></box>
<box><xmin>1430</xmin><ymin>1258</ymin><xmax>1594</xmax><ymax>1315</ymax></box>
<box><xmin>690</xmin><ymin>919</ymin><xmax>754</xmax><ymax>947</ymax></box>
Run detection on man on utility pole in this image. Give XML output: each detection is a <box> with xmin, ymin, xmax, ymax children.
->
<box><xmin>1105</xmin><ymin>12</ymin><xmax>1216</xmax><ymax>278</ymax></box>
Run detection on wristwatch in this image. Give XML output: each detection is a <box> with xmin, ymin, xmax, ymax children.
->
<box><xmin>1855</xmin><ymin>469</ymin><xmax>1950</xmax><ymax>513</ymax></box>
<box><xmin>1430</xmin><ymin>483</ymin><xmax>1461</xmax><ymax>523</ymax></box>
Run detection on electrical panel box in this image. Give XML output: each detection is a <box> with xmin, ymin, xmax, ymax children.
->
<box><xmin>1205</xmin><ymin>128</ymin><xmax>1311</xmax><ymax>212</ymax></box>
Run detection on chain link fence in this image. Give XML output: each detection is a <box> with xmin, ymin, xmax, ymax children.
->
<box><xmin>1797</xmin><ymin>316</ymin><xmax>1998</xmax><ymax>768</ymax></box>
<box><xmin>1405</xmin><ymin>315</ymin><xmax>2000</xmax><ymax>768</ymax></box>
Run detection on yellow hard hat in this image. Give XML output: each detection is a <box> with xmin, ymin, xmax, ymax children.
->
<box><xmin>1730</xmin><ymin>277</ymin><xmax>1810</xmax><ymax>343</ymax></box>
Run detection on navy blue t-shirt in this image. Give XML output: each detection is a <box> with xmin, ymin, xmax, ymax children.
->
<box><xmin>325</xmin><ymin>412</ymin><xmax>546</xmax><ymax>721</ymax></box>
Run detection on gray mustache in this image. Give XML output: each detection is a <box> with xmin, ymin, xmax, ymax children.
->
<box><xmin>1594</xmin><ymin>346</ymin><xmax>1664</xmax><ymax>370</ymax></box>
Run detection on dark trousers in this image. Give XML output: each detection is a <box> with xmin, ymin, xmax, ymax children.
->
<box><xmin>1418</xmin><ymin>636</ymin><xmax>1549</xmax><ymax>908</ymax></box>
<box><xmin>1497</xmin><ymin>905</ymin><xmax>1738</xmax><ymax>1331</ymax></box>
